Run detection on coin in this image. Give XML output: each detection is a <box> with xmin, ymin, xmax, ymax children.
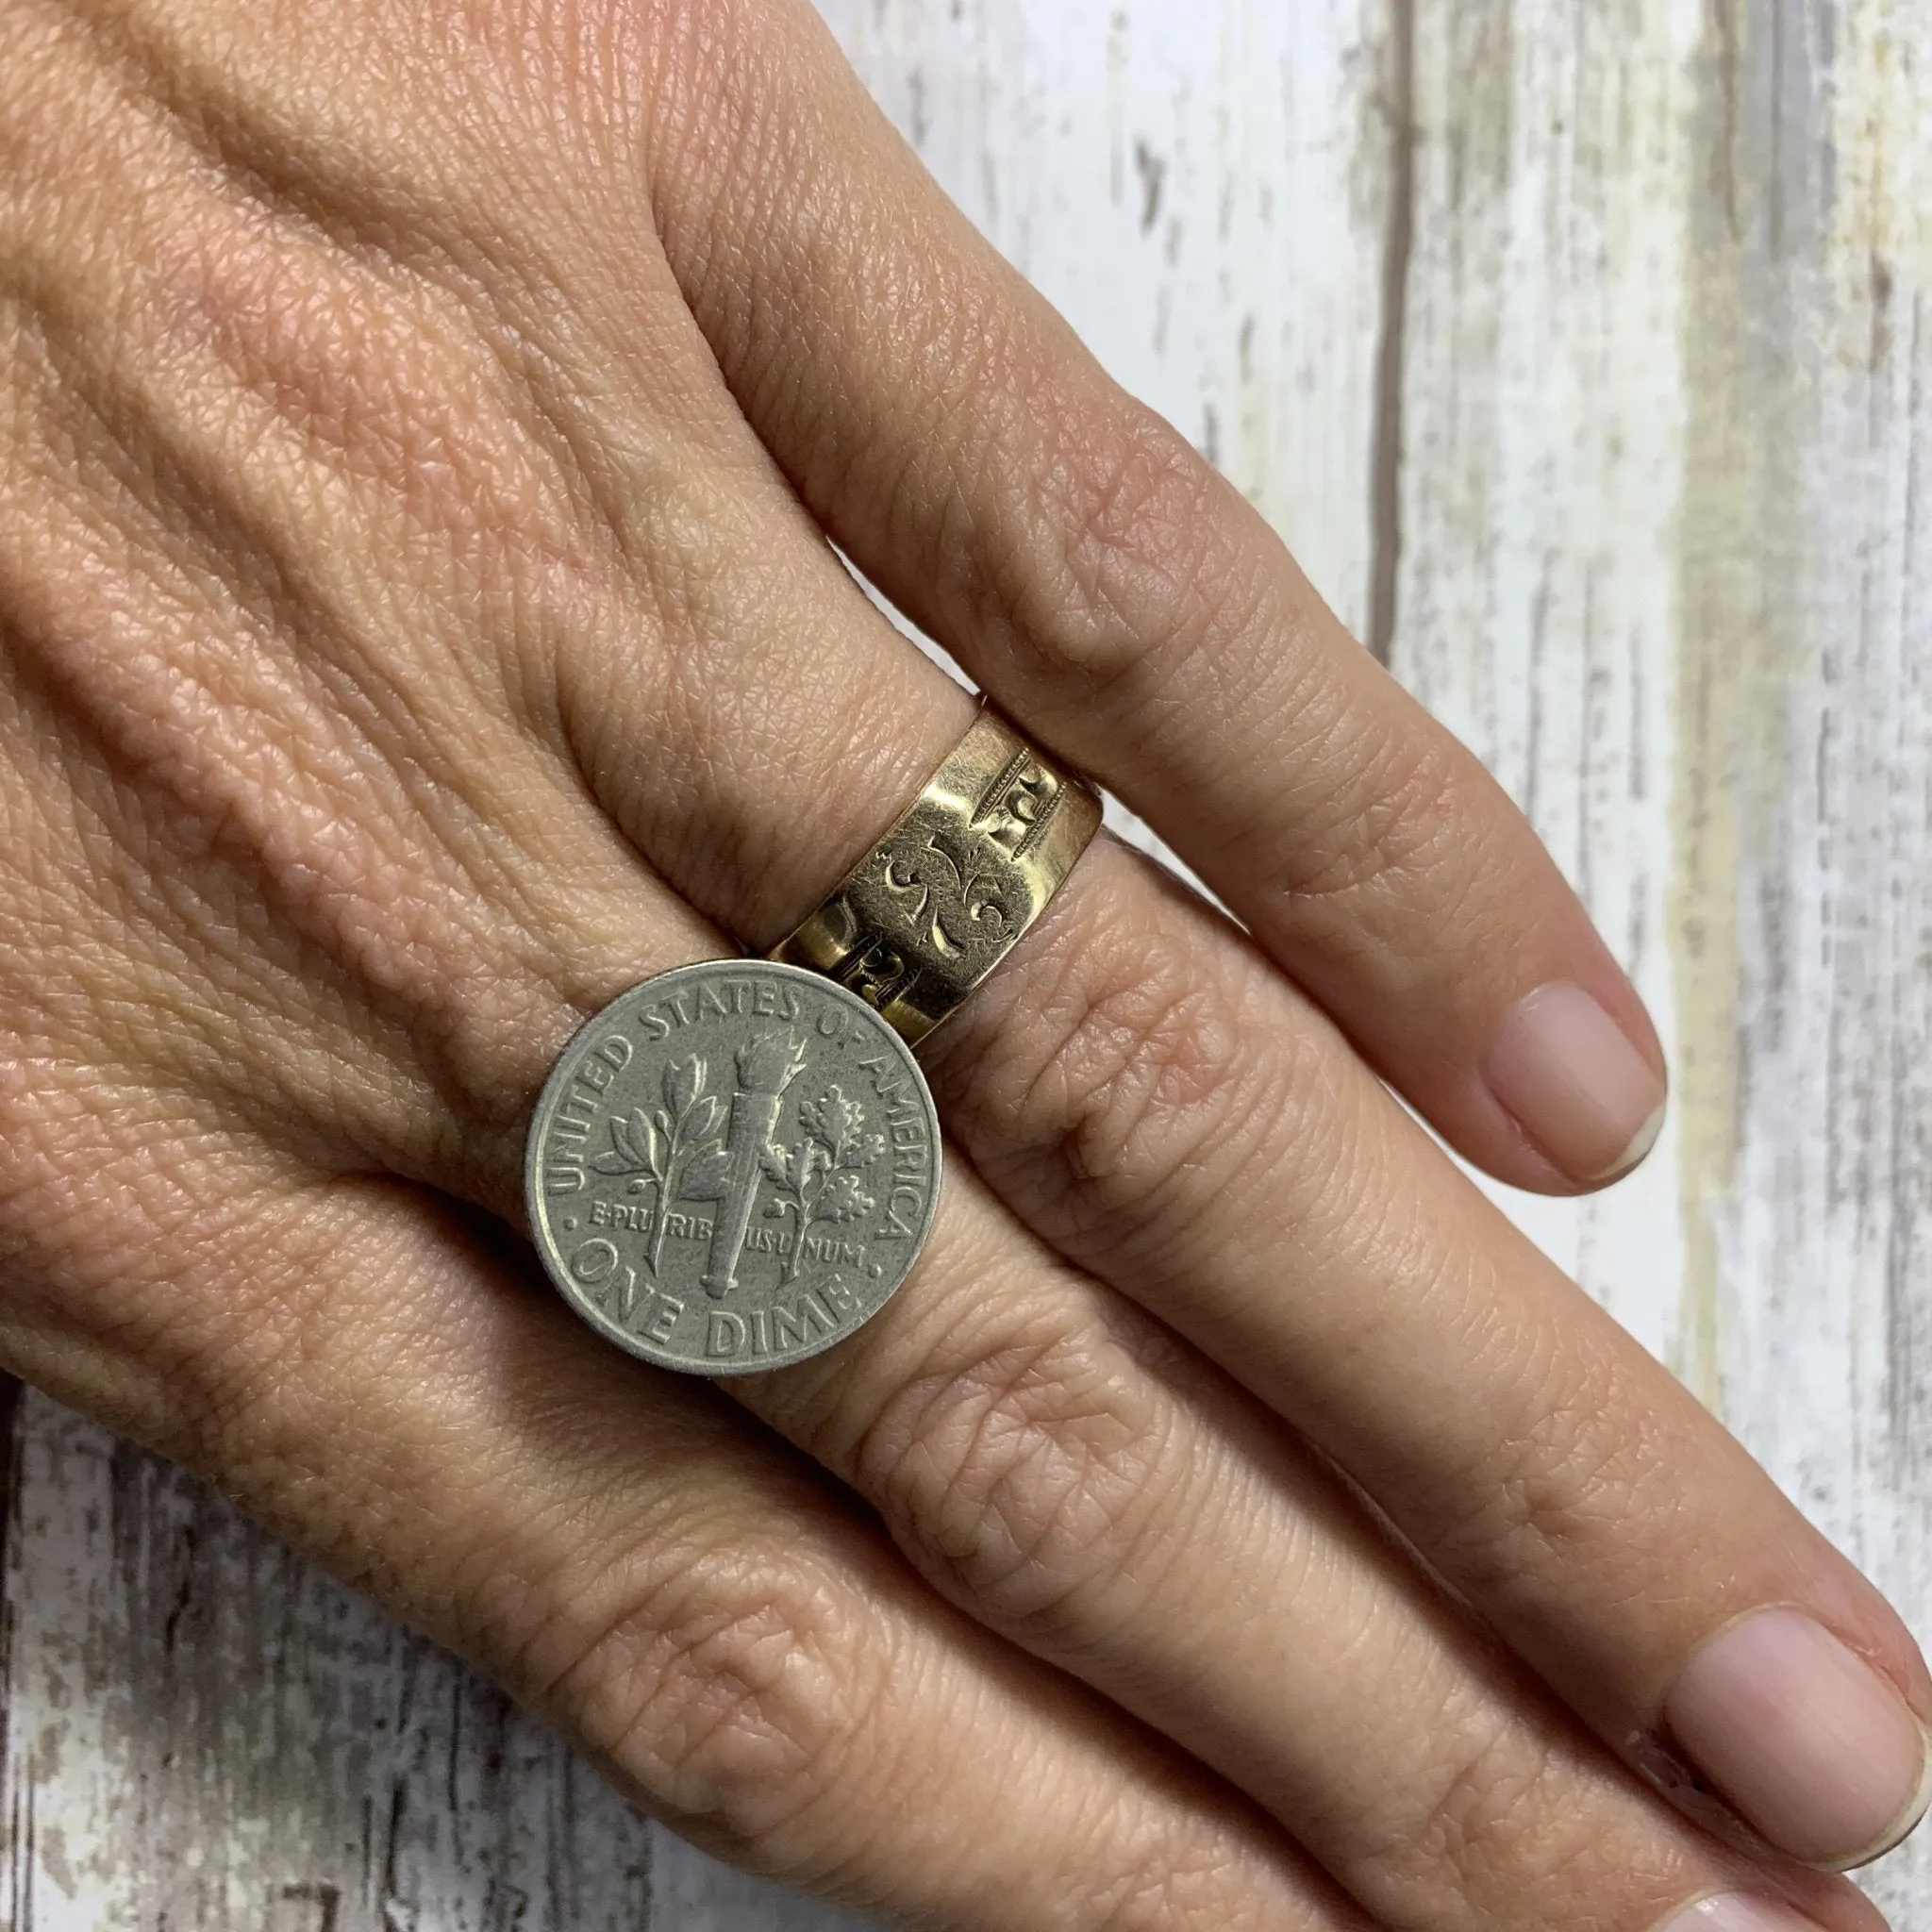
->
<box><xmin>525</xmin><ymin>959</ymin><xmax>942</xmax><ymax>1374</ymax></box>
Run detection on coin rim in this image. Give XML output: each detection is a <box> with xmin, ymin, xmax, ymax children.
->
<box><xmin>524</xmin><ymin>958</ymin><xmax>943</xmax><ymax>1375</ymax></box>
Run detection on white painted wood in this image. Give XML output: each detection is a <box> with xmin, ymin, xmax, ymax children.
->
<box><xmin>1391</xmin><ymin>1</ymin><xmax>1696</xmax><ymax>1357</ymax></box>
<box><xmin>1</xmin><ymin>1398</ymin><xmax>659</xmax><ymax>1932</ymax></box>
<box><xmin>5</xmin><ymin>1</ymin><xmax>1931</xmax><ymax>1924</ymax></box>
<box><xmin>1391</xmin><ymin>6</ymin><xmax>1932</xmax><ymax>1922</ymax></box>
<box><xmin>1682</xmin><ymin>11</ymin><xmax>1932</xmax><ymax>1924</ymax></box>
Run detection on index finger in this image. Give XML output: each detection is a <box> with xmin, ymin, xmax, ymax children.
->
<box><xmin>642</xmin><ymin>1</ymin><xmax>1667</xmax><ymax>1195</ymax></box>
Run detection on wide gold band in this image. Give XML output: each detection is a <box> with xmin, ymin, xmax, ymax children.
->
<box><xmin>767</xmin><ymin>703</ymin><xmax>1103</xmax><ymax>1045</ymax></box>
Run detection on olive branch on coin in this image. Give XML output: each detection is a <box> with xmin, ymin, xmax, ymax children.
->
<box><xmin>590</xmin><ymin>1055</ymin><xmax>730</xmax><ymax>1278</ymax></box>
<box><xmin>759</xmin><ymin>1085</ymin><xmax>886</xmax><ymax>1286</ymax></box>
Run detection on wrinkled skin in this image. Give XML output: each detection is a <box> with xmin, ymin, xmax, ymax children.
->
<box><xmin>0</xmin><ymin>3</ymin><xmax>1919</xmax><ymax>1927</ymax></box>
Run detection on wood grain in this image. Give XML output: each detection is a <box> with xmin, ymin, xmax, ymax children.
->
<box><xmin>4</xmin><ymin>1</ymin><xmax>1930</xmax><ymax>1924</ymax></box>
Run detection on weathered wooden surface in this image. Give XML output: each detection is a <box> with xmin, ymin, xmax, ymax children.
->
<box><xmin>4</xmin><ymin>0</ymin><xmax>1930</xmax><ymax>1924</ymax></box>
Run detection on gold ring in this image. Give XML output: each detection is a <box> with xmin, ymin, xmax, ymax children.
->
<box><xmin>768</xmin><ymin>701</ymin><xmax>1102</xmax><ymax>1044</ymax></box>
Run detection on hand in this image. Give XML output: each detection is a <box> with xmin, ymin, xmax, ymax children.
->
<box><xmin>0</xmin><ymin>4</ymin><xmax>1923</xmax><ymax>1929</ymax></box>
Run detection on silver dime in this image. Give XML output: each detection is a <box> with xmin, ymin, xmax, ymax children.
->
<box><xmin>525</xmin><ymin>959</ymin><xmax>941</xmax><ymax>1374</ymax></box>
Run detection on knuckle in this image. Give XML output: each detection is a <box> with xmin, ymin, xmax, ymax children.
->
<box><xmin>852</xmin><ymin>1301</ymin><xmax>1179</xmax><ymax>1638</ymax></box>
<box><xmin>152</xmin><ymin>211</ymin><xmax>585</xmax><ymax>577</ymax></box>
<box><xmin>1028</xmin><ymin>939</ymin><xmax>1233</xmax><ymax>1209</ymax></box>
<box><xmin>979</xmin><ymin>882</ymin><xmax>1311</xmax><ymax>1235</ymax></box>
<box><xmin>0</xmin><ymin>12</ymin><xmax>125</xmax><ymax>247</ymax></box>
<box><xmin>8</xmin><ymin>82</ymin><xmax>615</xmax><ymax>621</ymax></box>
<box><xmin>1266</xmin><ymin>721</ymin><xmax>1491</xmax><ymax>912</ymax></box>
<box><xmin>1074</xmin><ymin>1844</ymin><xmax>1276</xmax><ymax>1932</ymax></box>
<box><xmin>995</xmin><ymin>388</ymin><xmax>1252</xmax><ymax>701</ymax></box>
<box><xmin>1361</xmin><ymin>1699</ymin><xmax>1640</xmax><ymax>1924</ymax></box>
<box><xmin>1437</xmin><ymin>1312</ymin><xmax>1683</xmax><ymax>1588</ymax></box>
<box><xmin>544</xmin><ymin>1533</ymin><xmax>887</xmax><ymax>1861</ymax></box>
<box><xmin>1368</xmin><ymin>1707</ymin><xmax>1570</xmax><ymax>1906</ymax></box>
<box><xmin>0</xmin><ymin>1088</ymin><xmax>315</xmax><ymax>1457</ymax></box>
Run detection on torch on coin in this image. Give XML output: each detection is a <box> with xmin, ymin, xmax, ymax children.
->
<box><xmin>687</xmin><ymin>1029</ymin><xmax>808</xmax><ymax>1299</ymax></box>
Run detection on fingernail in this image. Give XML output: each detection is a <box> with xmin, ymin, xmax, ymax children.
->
<box><xmin>1483</xmin><ymin>980</ymin><xmax>1666</xmax><ymax>1180</ymax></box>
<box><xmin>1657</xmin><ymin>1894</ymin><xmax>1838</xmax><ymax>1932</ymax></box>
<box><xmin>1665</xmin><ymin>1607</ymin><xmax>1932</xmax><ymax>1868</ymax></box>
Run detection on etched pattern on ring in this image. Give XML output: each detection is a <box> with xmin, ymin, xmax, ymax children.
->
<box><xmin>768</xmin><ymin>704</ymin><xmax>1103</xmax><ymax>1044</ymax></box>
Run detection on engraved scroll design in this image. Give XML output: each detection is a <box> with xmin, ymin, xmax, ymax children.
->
<box><xmin>759</xmin><ymin>1085</ymin><xmax>885</xmax><ymax>1285</ymax></box>
<box><xmin>879</xmin><ymin>824</ymin><xmax>1015</xmax><ymax>960</ymax></box>
<box><xmin>590</xmin><ymin>1056</ymin><xmax>729</xmax><ymax>1278</ymax></box>
<box><xmin>874</xmin><ymin>748</ymin><xmax>1065</xmax><ymax>961</ymax></box>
